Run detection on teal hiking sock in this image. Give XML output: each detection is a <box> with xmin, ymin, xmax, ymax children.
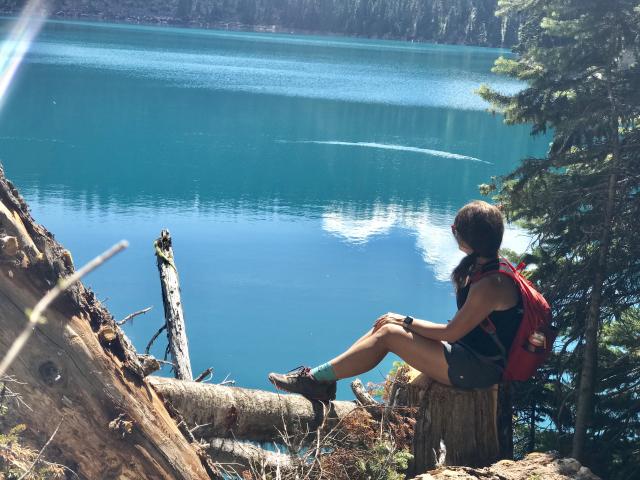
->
<box><xmin>310</xmin><ymin>362</ymin><xmax>337</xmax><ymax>382</ymax></box>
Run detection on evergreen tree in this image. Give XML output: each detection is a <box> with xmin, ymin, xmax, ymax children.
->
<box><xmin>478</xmin><ymin>0</ymin><xmax>640</xmax><ymax>470</ymax></box>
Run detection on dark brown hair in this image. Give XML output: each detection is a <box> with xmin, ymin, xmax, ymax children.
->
<box><xmin>451</xmin><ymin>201</ymin><xmax>504</xmax><ymax>289</ymax></box>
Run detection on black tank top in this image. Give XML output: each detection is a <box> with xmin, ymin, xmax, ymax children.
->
<box><xmin>455</xmin><ymin>259</ymin><xmax>523</xmax><ymax>358</ymax></box>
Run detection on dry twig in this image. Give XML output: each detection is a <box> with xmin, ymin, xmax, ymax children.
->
<box><xmin>145</xmin><ymin>324</ymin><xmax>167</xmax><ymax>354</ymax></box>
<box><xmin>117</xmin><ymin>306</ymin><xmax>152</xmax><ymax>326</ymax></box>
<box><xmin>195</xmin><ymin>367</ymin><xmax>214</xmax><ymax>383</ymax></box>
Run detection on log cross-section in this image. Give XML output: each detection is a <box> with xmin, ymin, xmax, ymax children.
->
<box><xmin>155</xmin><ymin>229</ymin><xmax>193</xmax><ymax>381</ymax></box>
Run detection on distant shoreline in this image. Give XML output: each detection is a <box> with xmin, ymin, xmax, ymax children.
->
<box><xmin>0</xmin><ymin>10</ymin><xmax>510</xmax><ymax>50</ymax></box>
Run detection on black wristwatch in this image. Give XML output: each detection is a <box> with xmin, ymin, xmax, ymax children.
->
<box><xmin>403</xmin><ymin>315</ymin><xmax>414</xmax><ymax>327</ymax></box>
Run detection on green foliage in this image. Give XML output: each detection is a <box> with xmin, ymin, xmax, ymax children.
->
<box><xmin>478</xmin><ymin>1</ymin><xmax>640</xmax><ymax>478</ymax></box>
<box><xmin>368</xmin><ymin>360</ymin><xmax>407</xmax><ymax>399</ymax></box>
<box><xmin>0</xmin><ymin>423</ymin><xmax>27</xmax><ymax>447</ymax></box>
<box><xmin>355</xmin><ymin>440</ymin><xmax>413</xmax><ymax>480</ymax></box>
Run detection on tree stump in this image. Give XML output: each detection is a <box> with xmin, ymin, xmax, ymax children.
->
<box><xmin>404</xmin><ymin>370</ymin><xmax>499</xmax><ymax>475</ymax></box>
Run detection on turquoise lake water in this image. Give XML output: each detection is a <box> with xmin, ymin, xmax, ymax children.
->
<box><xmin>0</xmin><ymin>19</ymin><xmax>549</xmax><ymax>399</ymax></box>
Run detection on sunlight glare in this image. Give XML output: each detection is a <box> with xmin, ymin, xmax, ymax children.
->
<box><xmin>0</xmin><ymin>0</ymin><xmax>47</xmax><ymax>111</ymax></box>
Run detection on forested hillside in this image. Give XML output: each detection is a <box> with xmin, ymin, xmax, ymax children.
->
<box><xmin>0</xmin><ymin>0</ymin><xmax>520</xmax><ymax>47</ymax></box>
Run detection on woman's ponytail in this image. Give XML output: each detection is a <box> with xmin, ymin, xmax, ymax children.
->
<box><xmin>452</xmin><ymin>252</ymin><xmax>478</xmax><ymax>290</ymax></box>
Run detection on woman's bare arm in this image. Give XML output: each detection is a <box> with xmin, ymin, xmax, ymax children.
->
<box><xmin>375</xmin><ymin>275</ymin><xmax>514</xmax><ymax>342</ymax></box>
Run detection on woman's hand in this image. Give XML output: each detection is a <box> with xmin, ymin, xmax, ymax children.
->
<box><xmin>372</xmin><ymin>312</ymin><xmax>406</xmax><ymax>333</ymax></box>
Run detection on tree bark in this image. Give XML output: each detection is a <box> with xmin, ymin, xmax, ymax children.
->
<box><xmin>148</xmin><ymin>376</ymin><xmax>361</xmax><ymax>443</ymax></box>
<box><xmin>497</xmin><ymin>382</ymin><xmax>513</xmax><ymax>459</ymax></box>
<box><xmin>155</xmin><ymin>229</ymin><xmax>193</xmax><ymax>381</ymax></box>
<box><xmin>0</xmin><ymin>166</ymin><xmax>209</xmax><ymax>479</ymax></box>
<box><xmin>405</xmin><ymin>373</ymin><xmax>499</xmax><ymax>475</ymax></box>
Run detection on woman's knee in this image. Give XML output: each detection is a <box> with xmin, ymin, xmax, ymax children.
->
<box><xmin>375</xmin><ymin>323</ymin><xmax>406</xmax><ymax>348</ymax></box>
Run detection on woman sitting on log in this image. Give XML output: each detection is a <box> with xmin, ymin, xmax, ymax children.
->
<box><xmin>268</xmin><ymin>200</ymin><xmax>522</xmax><ymax>401</ymax></box>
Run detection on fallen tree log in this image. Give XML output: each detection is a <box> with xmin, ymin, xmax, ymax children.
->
<box><xmin>0</xmin><ymin>166</ymin><xmax>209</xmax><ymax>479</ymax></box>
<box><xmin>149</xmin><ymin>376</ymin><xmax>362</xmax><ymax>443</ymax></box>
<box><xmin>205</xmin><ymin>438</ymin><xmax>295</xmax><ymax>476</ymax></box>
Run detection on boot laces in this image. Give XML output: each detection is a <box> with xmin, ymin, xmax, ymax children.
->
<box><xmin>286</xmin><ymin>365</ymin><xmax>312</xmax><ymax>377</ymax></box>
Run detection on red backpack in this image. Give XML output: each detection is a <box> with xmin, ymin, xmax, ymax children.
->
<box><xmin>471</xmin><ymin>258</ymin><xmax>556</xmax><ymax>382</ymax></box>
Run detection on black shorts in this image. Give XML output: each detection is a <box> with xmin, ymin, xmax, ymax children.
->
<box><xmin>442</xmin><ymin>341</ymin><xmax>503</xmax><ymax>390</ymax></box>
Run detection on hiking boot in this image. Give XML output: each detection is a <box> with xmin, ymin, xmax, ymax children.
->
<box><xmin>268</xmin><ymin>366</ymin><xmax>337</xmax><ymax>401</ymax></box>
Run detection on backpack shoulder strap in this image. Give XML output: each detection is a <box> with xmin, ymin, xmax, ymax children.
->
<box><xmin>469</xmin><ymin>258</ymin><xmax>519</xmax><ymax>361</ymax></box>
<box><xmin>470</xmin><ymin>258</ymin><xmax>518</xmax><ymax>283</ymax></box>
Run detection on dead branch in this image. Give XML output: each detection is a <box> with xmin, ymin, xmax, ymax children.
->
<box><xmin>195</xmin><ymin>367</ymin><xmax>214</xmax><ymax>383</ymax></box>
<box><xmin>351</xmin><ymin>378</ymin><xmax>378</xmax><ymax>407</ymax></box>
<box><xmin>117</xmin><ymin>306</ymin><xmax>152</xmax><ymax>326</ymax></box>
<box><xmin>146</xmin><ymin>323</ymin><xmax>167</xmax><ymax>354</ymax></box>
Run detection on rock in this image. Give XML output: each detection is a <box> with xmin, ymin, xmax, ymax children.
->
<box><xmin>411</xmin><ymin>451</ymin><xmax>602</xmax><ymax>480</ymax></box>
<box><xmin>577</xmin><ymin>465</ymin><xmax>600</xmax><ymax>480</ymax></box>
<box><xmin>553</xmin><ymin>457</ymin><xmax>582</xmax><ymax>475</ymax></box>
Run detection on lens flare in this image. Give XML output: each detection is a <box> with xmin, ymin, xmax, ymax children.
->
<box><xmin>0</xmin><ymin>0</ymin><xmax>47</xmax><ymax>111</ymax></box>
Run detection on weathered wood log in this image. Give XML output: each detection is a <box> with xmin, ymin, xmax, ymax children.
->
<box><xmin>0</xmin><ymin>165</ymin><xmax>209</xmax><ymax>479</ymax></box>
<box><xmin>205</xmin><ymin>438</ymin><xmax>294</xmax><ymax>475</ymax></box>
<box><xmin>154</xmin><ymin>229</ymin><xmax>193</xmax><ymax>380</ymax></box>
<box><xmin>149</xmin><ymin>376</ymin><xmax>363</xmax><ymax>443</ymax></box>
<box><xmin>351</xmin><ymin>378</ymin><xmax>378</xmax><ymax>407</ymax></box>
<box><xmin>405</xmin><ymin>371</ymin><xmax>500</xmax><ymax>475</ymax></box>
<box><xmin>0</xmin><ymin>234</ymin><xmax>18</xmax><ymax>256</ymax></box>
<box><xmin>0</xmin><ymin>198</ymin><xmax>42</xmax><ymax>262</ymax></box>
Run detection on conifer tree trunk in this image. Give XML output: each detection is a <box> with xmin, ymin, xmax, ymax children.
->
<box><xmin>572</xmin><ymin>170</ymin><xmax>618</xmax><ymax>460</ymax></box>
<box><xmin>573</xmin><ymin>94</ymin><xmax>620</xmax><ymax>459</ymax></box>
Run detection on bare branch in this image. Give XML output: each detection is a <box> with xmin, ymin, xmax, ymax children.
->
<box><xmin>145</xmin><ymin>323</ymin><xmax>167</xmax><ymax>354</ymax></box>
<box><xmin>195</xmin><ymin>367</ymin><xmax>214</xmax><ymax>383</ymax></box>
<box><xmin>351</xmin><ymin>378</ymin><xmax>379</xmax><ymax>407</ymax></box>
<box><xmin>117</xmin><ymin>306</ymin><xmax>153</xmax><ymax>326</ymax></box>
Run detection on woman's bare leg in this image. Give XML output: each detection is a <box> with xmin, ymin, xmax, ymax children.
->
<box><xmin>345</xmin><ymin>327</ymin><xmax>375</xmax><ymax>352</ymax></box>
<box><xmin>328</xmin><ymin>324</ymin><xmax>451</xmax><ymax>385</ymax></box>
